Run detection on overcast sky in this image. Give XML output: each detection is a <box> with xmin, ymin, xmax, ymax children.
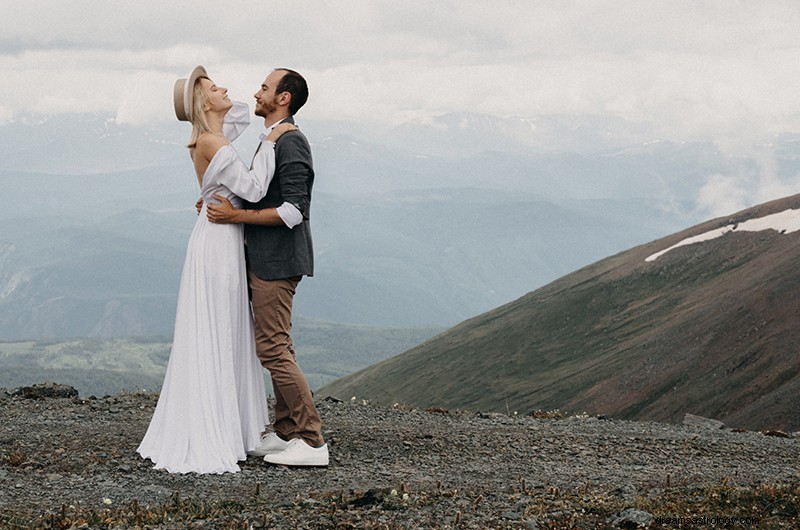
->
<box><xmin>3</xmin><ymin>0</ymin><xmax>800</xmax><ymax>149</ymax></box>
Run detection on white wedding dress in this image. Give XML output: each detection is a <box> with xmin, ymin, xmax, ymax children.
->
<box><xmin>137</xmin><ymin>104</ymin><xmax>275</xmax><ymax>474</ymax></box>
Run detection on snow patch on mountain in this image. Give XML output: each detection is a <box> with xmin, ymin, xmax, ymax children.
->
<box><xmin>646</xmin><ymin>208</ymin><xmax>800</xmax><ymax>262</ymax></box>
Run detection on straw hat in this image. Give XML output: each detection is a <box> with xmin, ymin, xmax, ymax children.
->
<box><xmin>173</xmin><ymin>65</ymin><xmax>208</xmax><ymax>122</ymax></box>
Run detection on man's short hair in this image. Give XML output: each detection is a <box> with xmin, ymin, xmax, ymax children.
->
<box><xmin>275</xmin><ymin>69</ymin><xmax>308</xmax><ymax>115</ymax></box>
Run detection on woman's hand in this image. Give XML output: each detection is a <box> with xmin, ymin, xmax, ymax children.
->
<box><xmin>266</xmin><ymin>122</ymin><xmax>298</xmax><ymax>143</ymax></box>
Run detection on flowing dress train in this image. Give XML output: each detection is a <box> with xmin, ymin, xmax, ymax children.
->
<box><xmin>138</xmin><ymin>124</ymin><xmax>275</xmax><ymax>473</ymax></box>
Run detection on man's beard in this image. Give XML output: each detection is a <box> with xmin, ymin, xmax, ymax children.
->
<box><xmin>255</xmin><ymin>98</ymin><xmax>277</xmax><ymax>118</ymax></box>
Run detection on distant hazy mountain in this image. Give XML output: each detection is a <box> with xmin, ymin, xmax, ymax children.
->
<box><xmin>379</xmin><ymin>112</ymin><xmax>657</xmax><ymax>157</ymax></box>
<box><xmin>0</xmin><ymin>113</ymin><xmax>184</xmax><ymax>174</ymax></box>
<box><xmin>312</xmin><ymin>128</ymin><xmax>736</xmax><ymax>202</ymax></box>
<box><xmin>320</xmin><ymin>194</ymin><xmax>800</xmax><ymax>432</ymax></box>
<box><xmin>0</xmin><ymin>183</ymin><xmax>693</xmax><ymax>336</ymax></box>
<box><xmin>2</xmin><ymin>112</ymin><xmax>795</xmax><ymax>338</ymax></box>
<box><xmin>1</xmin><ymin>110</ymin><xmax>757</xmax><ymax>201</ymax></box>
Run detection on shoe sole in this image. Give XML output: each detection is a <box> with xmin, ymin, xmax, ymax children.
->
<box><xmin>264</xmin><ymin>461</ymin><xmax>329</xmax><ymax>467</ymax></box>
<box><xmin>263</xmin><ymin>457</ymin><xmax>329</xmax><ymax>467</ymax></box>
<box><xmin>247</xmin><ymin>449</ymin><xmax>285</xmax><ymax>457</ymax></box>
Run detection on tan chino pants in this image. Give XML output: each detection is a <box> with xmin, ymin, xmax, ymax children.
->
<box><xmin>248</xmin><ymin>269</ymin><xmax>324</xmax><ymax>447</ymax></box>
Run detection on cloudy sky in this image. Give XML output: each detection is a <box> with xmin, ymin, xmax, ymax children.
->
<box><xmin>3</xmin><ymin>0</ymin><xmax>800</xmax><ymax>148</ymax></box>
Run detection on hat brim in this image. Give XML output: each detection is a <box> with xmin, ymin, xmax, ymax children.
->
<box><xmin>173</xmin><ymin>65</ymin><xmax>208</xmax><ymax>122</ymax></box>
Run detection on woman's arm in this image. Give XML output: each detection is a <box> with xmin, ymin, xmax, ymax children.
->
<box><xmin>214</xmin><ymin>124</ymin><xmax>297</xmax><ymax>202</ymax></box>
<box><xmin>222</xmin><ymin>101</ymin><xmax>250</xmax><ymax>141</ymax></box>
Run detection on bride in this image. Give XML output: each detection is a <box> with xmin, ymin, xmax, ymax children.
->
<box><xmin>137</xmin><ymin>66</ymin><xmax>293</xmax><ymax>474</ymax></box>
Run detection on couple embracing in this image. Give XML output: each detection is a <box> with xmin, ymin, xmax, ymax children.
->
<box><xmin>136</xmin><ymin>66</ymin><xmax>327</xmax><ymax>474</ymax></box>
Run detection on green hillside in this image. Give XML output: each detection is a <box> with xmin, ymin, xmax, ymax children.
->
<box><xmin>320</xmin><ymin>195</ymin><xmax>800</xmax><ymax>432</ymax></box>
<box><xmin>0</xmin><ymin>321</ymin><xmax>443</xmax><ymax>397</ymax></box>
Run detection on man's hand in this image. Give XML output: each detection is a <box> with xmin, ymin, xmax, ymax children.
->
<box><xmin>195</xmin><ymin>197</ymin><xmax>203</xmax><ymax>215</ymax></box>
<box><xmin>207</xmin><ymin>195</ymin><xmax>240</xmax><ymax>224</ymax></box>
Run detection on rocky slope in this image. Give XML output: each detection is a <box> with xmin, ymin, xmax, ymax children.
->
<box><xmin>0</xmin><ymin>385</ymin><xmax>798</xmax><ymax>529</ymax></box>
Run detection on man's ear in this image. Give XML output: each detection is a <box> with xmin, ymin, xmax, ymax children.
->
<box><xmin>277</xmin><ymin>91</ymin><xmax>291</xmax><ymax>107</ymax></box>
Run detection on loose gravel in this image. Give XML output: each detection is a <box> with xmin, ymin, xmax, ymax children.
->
<box><xmin>1</xmin><ymin>387</ymin><xmax>798</xmax><ymax>528</ymax></box>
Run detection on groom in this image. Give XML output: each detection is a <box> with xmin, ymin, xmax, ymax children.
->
<box><xmin>207</xmin><ymin>68</ymin><xmax>327</xmax><ymax>467</ymax></box>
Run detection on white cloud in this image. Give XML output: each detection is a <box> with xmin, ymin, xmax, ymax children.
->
<box><xmin>1</xmin><ymin>0</ymin><xmax>800</xmax><ymax>145</ymax></box>
<box><xmin>695</xmin><ymin>142</ymin><xmax>800</xmax><ymax>218</ymax></box>
<box><xmin>0</xmin><ymin>105</ymin><xmax>12</xmax><ymax>125</ymax></box>
<box><xmin>696</xmin><ymin>174</ymin><xmax>751</xmax><ymax>218</ymax></box>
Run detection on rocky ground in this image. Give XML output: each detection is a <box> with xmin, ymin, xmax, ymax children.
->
<box><xmin>0</xmin><ymin>384</ymin><xmax>798</xmax><ymax>529</ymax></box>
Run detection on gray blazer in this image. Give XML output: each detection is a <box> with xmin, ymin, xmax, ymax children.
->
<box><xmin>243</xmin><ymin>117</ymin><xmax>315</xmax><ymax>280</ymax></box>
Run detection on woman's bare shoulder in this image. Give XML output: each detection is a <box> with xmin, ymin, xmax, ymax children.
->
<box><xmin>194</xmin><ymin>133</ymin><xmax>230</xmax><ymax>160</ymax></box>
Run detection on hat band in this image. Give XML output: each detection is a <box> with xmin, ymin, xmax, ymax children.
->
<box><xmin>184</xmin><ymin>79</ymin><xmax>192</xmax><ymax>120</ymax></box>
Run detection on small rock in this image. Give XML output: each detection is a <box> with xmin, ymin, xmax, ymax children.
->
<box><xmin>683</xmin><ymin>413</ymin><xmax>724</xmax><ymax>430</ymax></box>
<box><xmin>762</xmin><ymin>430</ymin><xmax>791</xmax><ymax>438</ymax></box>
<box><xmin>12</xmin><ymin>383</ymin><xmax>78</xmax><ymax>400</ymax></box>
<box><xmin>607</xmin><ymin>507</ymin><xmax>654</xmax><ymax>528</ymax></box>
<box><xmin>347</xmin><ymin>488</ymin><xmax>387</xmax><ymax>507</ymax></box>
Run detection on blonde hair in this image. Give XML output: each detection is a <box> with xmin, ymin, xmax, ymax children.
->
<box><xmin>187</xmin><ymin>76</ymin><xmax>212</xmax><ymax>148</ymax></box>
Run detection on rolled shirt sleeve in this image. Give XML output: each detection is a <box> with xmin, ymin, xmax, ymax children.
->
<box><xmin>276</xmin><ymin>202</ymin><xmax>303</xmax><ymax>228</ymax></box>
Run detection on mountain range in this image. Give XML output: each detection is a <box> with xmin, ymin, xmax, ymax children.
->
<box><xmin>320</xmin><ymin>194</ymin><xmax>800</xmax><ymax>432</ymax></box>
<box><xmin>1</xmin><ymin>110</ymin><xmax>762</xmax><ymax>337</ymax></box>
<box><xmin>3</xmin><ymin>110</ymin><xmax>799</xmax><ymax>431</ymax></box>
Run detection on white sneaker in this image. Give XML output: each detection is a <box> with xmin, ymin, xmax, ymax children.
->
<box><xmin>264</xmin><ymin>438</ymin><xmax>329</xmax><ymax>467</ymax></box>
<box><xmin>248</xmin><ymin>432</ymin><xmax>290</xmax><ymax>457</ymax></box>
